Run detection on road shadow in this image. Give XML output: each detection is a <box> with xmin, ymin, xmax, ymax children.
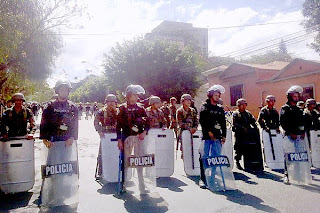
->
<box><xmin>38</xmin><ymin>203</ymin><xmax>78</xmax><ymax>213</ymax></box>
<box><xmin>296</xmin><ymin>183</ymin><xmax>320</xmax><ymax>194</ymax></box>
<box><xmin>185</xmin><ymin>175</ymin><xmax>200</xmax><ymax>186</ymax></box>
<box><xmin>97</xmin><ymin>182</ymin><xmax>118</xmax><ymax>195</ymax></box>
<box><xmin>114</xmin><ymin>192</ymin><xmax>169</xmax><ymax>213</ymax></box>
<box><xmin>253</xmin><ymin>171</ymin><xmax>283</xmax><ymax>183</ymax></box>
<box><xmin>311</xmin><ymin>168</ymin><xmax>320</xmax><ymax>175</ymax></box>
<box><xmin>233</xmin><ymin>172</ymin><xmax>258</xmax><ymax>185</ymax></box>
<box><xmin>156</xmin><ymin>177</ymin><xmax>187</xmax><ymax>192</ymax></box>
<box><xmin>0</xmin><ymin>191</ymin><xmax>33</xmax><ymax>212</ymax></box>
<box><xmin>217</xmin><ymin>189</ymin><xmax>279</xmax><ymax>213</ymax></box>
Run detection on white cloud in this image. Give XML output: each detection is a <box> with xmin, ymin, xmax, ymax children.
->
<box><xmin>49</xmin><ymin>1</ymin><xmax>320</xmax><ymax>87</ymax></box>
<box><xmin>190</xmin><ymin>8</ymin><xmax>320</xmax><ymax>61</ymax></box>
<box><xmin>50</xmin><ymin>0</ymin><xmax>164</xmax><ymax>87</ymax></box>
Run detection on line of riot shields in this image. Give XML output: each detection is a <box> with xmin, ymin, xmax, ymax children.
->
<box><xmin>1</xmin><ymin>109</ymin><xmax>318</xmax><ymax>208</ymax></box>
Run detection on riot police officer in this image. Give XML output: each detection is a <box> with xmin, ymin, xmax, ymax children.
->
<box><xmin>169</xmin><ymin>97</ymin><xmax>178</xmax><ymax>137</ymax></box>
<box><xmin>257</xmin><ymin>95</ymin><xmax>280</xmax><ymax>133</ymax></box>
<box><xmin>280</xmin><ymin>85</ymin><xmax>305</xmax><ymax>184</ymax></box>
<box><xmin>303</xmin><ymin>99</ymin><xmax>320</xmax><ymax>148</ymax></box>
<box><xmin>233</xmin><ymin>98</ymin><xmax>261</xmax><ymax>171</ymax></box>
<box><xmin>94</xmin><ymin>94</ymin><xmax>118</xmax><ymax>179</ymax></box>
<box><xmin>199</xmin><ymin>85</ymin><xmax>226</xmax><ymax>188</ymax></box>
<box><xmin>1</xmin><ymin>93</ymin><xmax>36</xmax><ymax>140</ymax></box>
<box><xmin>39</xmin><ymin>78</ymin><xmax>79</xmax><ymax>208</ymax></box>
<box><xmin>146</xmin><ymin>96</ymin><xmax>167</xmax><ymax>129</ymax></box>
<box><xmin>117</xmin><ymin>84</ymin><xmax>150</xmax><ymax>194</ymax></box>
<box><xmin>176</xmin><ymin>94</ymin><xmax>199</xmax><ymax>158</ymax></box>
<box><xmin>40</xmin><ymin>78</ymin><xmax>78</xmax><ymax>147</ymax></box>
<box><xmin>160</xmin><ymin>101</ymin><xmax>170</xmax><ymax>128</ymax></box>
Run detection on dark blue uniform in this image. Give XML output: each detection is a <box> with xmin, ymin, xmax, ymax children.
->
<box><xmin>40</xmin><ymin>100</ymin><xmax>78</xmax><ymax>141</ymax></box>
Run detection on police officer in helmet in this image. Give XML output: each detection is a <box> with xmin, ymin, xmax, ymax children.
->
<box><xmin>40</xmin><ymin>78</ymin><xmax>78</xmax><ymax>148</ymax></box>
<box><xmin>116</xmin><ymin>84</ymin><xmax>150</xmax><ymax>194</ymax></box>
<box><xmin>199</xmin><ymin>85</ymin><xmax>226</xmax><ymax>188</ymax></box>
<box><xmin>1</xmin><ymin>93</ymin><xmax>36</xmax><ymax>141</ymax></box>
<box><xmin>280</xmin><ymin>85</ymin><xmax>305</xmax><ymax>184</ymax></box>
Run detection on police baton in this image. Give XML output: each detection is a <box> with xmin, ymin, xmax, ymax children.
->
<box><xmin>268</xmin><ymin>130</ymin><xmax>276</xmax><ymax>160</ymax></box>
<box><xmin>190</xmin><ymin>130</ymin><xmax>195</xmax><ymax>170</ymax></box>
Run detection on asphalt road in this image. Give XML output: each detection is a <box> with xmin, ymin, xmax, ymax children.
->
<box><xmin>1</xmin><ymin>115</ymin><xmax>320</xmax><ymax>213</ymax></box>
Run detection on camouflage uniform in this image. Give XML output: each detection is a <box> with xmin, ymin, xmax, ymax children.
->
<box><xmin>94</xmin><ymin>106</ymin><xmax>118</xmax><ymax>133</ymax></box>
<box><xmin>169</xmin><ymin>104</ymin><xmax>178</xmax><ymax>130</ymax></box>
<box><xmin>160</xmin><ymin>105</ymin><xmax>170</xmax><ymax>128</ymax></box>
<box><xmin>1</xmin><ymin>106</ymin><xmax>36</xmax><ymax>137</ymax></box>
<box><xmin>146</xmin><ymin>106</ymin><xmax>167</xmax><ymax>129</ymax></box>
<box><xmin>176</xmin><ymin>106</ymin><xmax>199</xmax><ymax>136</ymax></box>
<box><xmin>94</xmin><ymin>106</ymin><xmax>118</xmax><ymax>177</ymax></box>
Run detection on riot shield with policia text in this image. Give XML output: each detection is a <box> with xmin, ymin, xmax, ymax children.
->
<box><xmin>284</xmin><ymin>135</ymin><xmax>311</xmax><ymax>185</ymax></box>
<box><xmin>201</xmin><ymin>141</ymin><xmax>236</xmax><ymax>192</ymax></box>
<box><xmin>40</xmin><ymin>141</ymin><xmax>79</xmax><ymax>208</ymax></box>
<box><xmin>124</xmin><ymin>135</ymin><xmax>156</xmax><ymax>195</ymax></box>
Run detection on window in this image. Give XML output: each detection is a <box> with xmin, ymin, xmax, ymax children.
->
<box><xmin>301</xmin><ymin>85</ymin><xmax>314</xmax><ymax>102</ymax></box>
<box><xmin>230</xmin><ymin>84</ymin><xmax>243</xmax><ymax>106</ymax></box>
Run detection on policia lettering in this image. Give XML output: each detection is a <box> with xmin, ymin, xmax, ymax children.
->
<box><xmin>128</xmin><ymin>154</ymin><xmax>155</xmax><ymax>167</ymax></box>
<box><xmin>42</xmin><ymin>161</ymin><xmax>78</xmax><ymax>178</ymax></box>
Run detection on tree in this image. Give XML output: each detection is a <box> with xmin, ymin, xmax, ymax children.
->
<box><xmin>279</xmin><ymin>39</ymin><xmax>288</xmax><ymax>54</ymax></box>
<box><xmin>103</xmin><ymin>38</ymin><xmax>206</xmax><ymax>101</ymax></box>
<box><xmin>0</xmin><ymin>0</ymin><xmax>87</xmax><ymax>99</ymax></box>
<box><xmin>240</xmin><ymin>50</ymin><xmax>292</xmax><ymax>64</ymax></box>
<box><xmin>302</xmin><ymin>0</ymin><xmax>320</xmax><ymax>53</ymax></box>
<box><xmin>69</xmin><ymin>75</ymin><xmax>109</xmax><ymax>103</ymax></box>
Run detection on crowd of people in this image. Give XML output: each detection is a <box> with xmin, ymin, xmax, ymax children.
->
<box><xmin>1</xmin><ymin>78</ymin><xmax>319</xmax><ymax>207</ymax></box>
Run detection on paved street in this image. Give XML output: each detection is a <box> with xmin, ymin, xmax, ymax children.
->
<box><xmin>1</xmin><ymin>115</ymin><xmax>320</xmax><ymax>213</ymax></box>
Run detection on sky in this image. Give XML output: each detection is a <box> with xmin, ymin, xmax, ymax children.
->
<box><xmin>49</xmin><ymin>0</ymin><xmax>318</xmax><ymax>87</ymax></box>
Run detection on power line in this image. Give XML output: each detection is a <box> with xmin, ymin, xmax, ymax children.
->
<box><xmin>225</xmin><ymin>31</ymin><xmax>316</xmax><ymax>58</ymax></box>
<box><xmin>43</xmin><ymin>20</ymin><xmax>303</xmax><ymax>36</ymax></box>
<box><xmin>220</xmin><ymin>30</ymin><xmax>306</xmax><ymax>57</ymax></box>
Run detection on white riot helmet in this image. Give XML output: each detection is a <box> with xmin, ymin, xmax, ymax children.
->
<box><xmin>207</xmin><ymin>85</ymin><xmax>225</xmax><ymax>97</ymax></box>
<box><xmin>123</xmin><ymin>84</ymin><xmax>145</xmax><ymax>97</ymax></box>
<box><xmin>149</xmin><ymin>96</ymin><xmax>161</xmax><ymax>105</ymax></box>
<box><xmin>54</xmin><ymin>78</ymin><xmax>72</xmax><ymax>93</ymax></box>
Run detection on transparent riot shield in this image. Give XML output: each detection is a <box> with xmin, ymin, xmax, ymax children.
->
<box><xmin>310</xmin><ymin>130</ymin><xmax>320</xmax><ymax>168</ymax></box>
<box><xmin>40</xmin><ymin>141</ymin><xmax>79</xmax><ymax>208</ymax></box>
<box><xmin>182</xmin><ymin>130</ymin><xmax>202</xmax><ymax>176</ymax></box>
<box><xmin>148</xmin><ymin>129</ymin><xmax>174</xmax><ymax>177</ymax></box>
<box><xmin>0</xmin><ymin>138</ymin><xmax>35</xmax><ymax>193</ymax></box>
<box><xmin>262</xmin><ymin>130</ymin><xmax>285</xmax><ymax>170</ymax></box>
<box><xmin>284</xmin><ymin>136</ymin><xmax>311</xmax><ymax>185</ymax></box>
<box><xmin>124</xmin><ymin>135</ymin><xmax>156</xmax><ymax>195</ymax></box>
<box><xmin>202</xmin><ymin>142</ymin><xmax>236</xmax><ymax>192</ymax></box>
<box><xmin>224</xmin><ymin>129</ymin><xmax>234</xmax><ymax>169</ymax></box>
<box><xmin>101</xmin><ymin>133</ymin><xmax>120</xmax><ymax>182</ymax></box>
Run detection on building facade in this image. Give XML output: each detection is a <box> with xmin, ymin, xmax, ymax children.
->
<box><xmin>145</xmin><ymin>21</ymin><xmax>208</xmax><ymax>58</ymax></box>
<box><xmin>203</xmin><ymin>59</ymin><xmax>320</xmax><ymax>118</ymax></box>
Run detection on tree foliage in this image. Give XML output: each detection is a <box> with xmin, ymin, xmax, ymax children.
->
<box><xmin>302</xmin><ymin>0</ymin><xmax>320</xmax><ymax>53</ymax></box>
<box><xmin>279</xmin><ymin>39</ymin><xmax>288</xmax><ymax>54</ymax></box>
<box><xmin>103</xmin><ymin>38</ymin><xmax>206</xmax><ymax>101</ymax></box>
<box><xmin>0</xmin><ymin>0</ymin><xmax>87</xmax><ymax>100</ymax></box>
<box><xmin>240</xmin><ymin>50</ymin><xmax>292</xmax><ymax>64</ymax></box>
<box><xmin>69</xmin><ymin>75</ymin><xmax>109</xmax><ymax>103</ymax></box>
